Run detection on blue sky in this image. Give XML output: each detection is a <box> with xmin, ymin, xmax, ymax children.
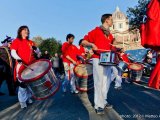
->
<box><xmin>0</xmin><ymin>0</ymin><xmax>138</xmax><ymax>45</ymax></box>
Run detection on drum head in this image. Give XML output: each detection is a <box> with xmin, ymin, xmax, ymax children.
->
<box><xmin>19</xmin><ymin>59</ymin><xmax>52</xmax><ymax>82</ymax></box>
<box><xmin>128</xmin><ymin>63</ymin><xmax>143</xmax><ymax>71</ymax></box>
<box><xmin>74</xmin><ymin>64</ymin><xmax>93</xmax><ymax>78</ymax></box>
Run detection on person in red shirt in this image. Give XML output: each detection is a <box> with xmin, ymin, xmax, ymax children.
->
<box><xmin>10</xmin><ymin>25</ymin><xmax>40</xmax><ymax>109</ymax></box>
<box><xmin>118</xmin><ymin>48</ymin><xmax>131</xmax><ymax>63</ymax></box>
<box><xmin>82</xmin><ymin>14</ymin><xmax>119</xmax><ymax>114</ymax></box>
<box><xmin>61</xmin><ymin>34</ymin><xmax>79</xmax><ymax>93</ymax></box>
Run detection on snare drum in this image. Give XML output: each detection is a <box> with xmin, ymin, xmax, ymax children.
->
<box><xmin>18</xmin><ymin>59</ymin><xmax>60</xmax><ymax>100</ymax></box>
<box><xmin>117</xmin><ymin>61</ymin><xmax>128</xmax><ymax>72</ymax></box>
<box><xmin>99</xmin><ymin>51</ymin><xmax>118</xmax><ymax>66</ymax></box>
<box><xmin>74</xmin><ymin>64</ymin><xmax>94</xmax><ymax>92</ymax></box>
<box><xmin>128</xmin><ymin>63</ymin><xmax>144</xmax><ymax>81</ymax></box>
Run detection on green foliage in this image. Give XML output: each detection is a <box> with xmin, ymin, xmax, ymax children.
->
<box><xmin>126</xmin><ymin>0</ymin><xmax>150</xmax><ymax>30</ymax></box>
<box><xmin>32</xmin><ymin>36</ymin><xmax>43</xmax><ymax>46</ymax></box>
<box><xmin>37</xmin><ymin>37</ymin><xmax>62</xmax><ymax>57</ymax></box>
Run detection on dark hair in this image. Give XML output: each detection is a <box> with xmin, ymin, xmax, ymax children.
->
<box><xmin>79</xmin><ymin>39</ymin><xmax>83</xmax><ymax>45</ymax></box>
<box><xmin>17</xmin><ymin>25</ymin><xmax>30</xmax><ymax>40</ymax></box>
<box><xmin>66</xmin><ymin>34</ymin><xmax>75</xmax><ymax>41</ymax></box>
<box><xmin>101</xmin><ymin>14</ymin><xmax>112</xmax><ymax>24</ymax></box>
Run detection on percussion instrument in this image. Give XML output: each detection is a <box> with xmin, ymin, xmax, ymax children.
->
<box><xmin>99</xmin><ymin>51</ymin><xmax>118</xmax><ymax>66</ymax></box>
<box><xmin>74</xmin><ymin>64</ymin><xmax>94</xmax><ymax>92</ymax></box>
<box><xmin>18</xmin><ymin>59</ymin><xmax>60</xmax><ymax>100</ymax></box>
<box><xmin>128</xmin><ymin>63</ymin><xmax>144</xmax><ymax>81</ymax></box>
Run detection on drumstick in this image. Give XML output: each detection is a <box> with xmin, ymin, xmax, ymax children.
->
<box><xmin>22</xmin><ymin>63</ymin><xmax>34</xmax><ymax>71</ymax></box>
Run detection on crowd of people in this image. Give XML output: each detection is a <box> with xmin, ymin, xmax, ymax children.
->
<box><xmin>0</xmin><ymin>13</ymin><xmax>158</xmax><ymax>115</ymax></box>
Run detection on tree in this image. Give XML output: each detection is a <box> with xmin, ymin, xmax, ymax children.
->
<box><xmin>126</xmin><ymin>0</ymin><xmax>150</xmax><ymax>30</ymax></box>
<box><xmin>32</xmin><ymin>36</ymin><xmax>43</xmax><ymax>46</ymax></box>
<box><xmin>38</xmin><ymin>37</ymin><xmax>62</xmax><ymax>57</ymax></box>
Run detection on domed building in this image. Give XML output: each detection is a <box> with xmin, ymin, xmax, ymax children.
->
<box><xmin>110</xmin><ymin>7</ymin><xmax>143</xmax><ymax>50</ymax></box>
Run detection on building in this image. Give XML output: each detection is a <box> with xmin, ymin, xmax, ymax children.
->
<box><xmin>110</xmin><ymin>6</ymin><xmax>143</xmax><ymax>50</ymax></box>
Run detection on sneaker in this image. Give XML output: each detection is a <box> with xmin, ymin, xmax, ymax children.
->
<box><xmin>95</xmin><ymin>107</ymin><xmax>104</xmax><ymax>115</ymax></box>
<box><xmin>28</xmin><ymin>99</ymin><xmax>33</xmax><ymax>104</ymax></box>
<box><xmin>20</xmin><ymin>102</ymin><xmax>27</xmax><ymax>109</ymax></box>
<box><xmin>71</xmin><ymin>90</ymin><xmax>79</xmax><ymax>94</ymax></box>
<box><xmin>114</xmin><ymin>86</ymin><xmax>122</xmax><ymax>90</ymax></box>
<box><xmin>104</xmin><ymin>103</ymin><xmax>113</xmax><ymax>109</ymax></box>
<box><xmin>74</xmin><ymin>90</ymin><xmax>79</xmax><ymax>94</ymax></box>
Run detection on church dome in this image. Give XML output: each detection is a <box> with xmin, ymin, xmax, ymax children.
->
<box><xmin>112</xmin><ymin>6</ymin><xmax>127</xmax><ymax>20</ymax></box>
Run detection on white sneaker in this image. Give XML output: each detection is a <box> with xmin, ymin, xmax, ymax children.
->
<box><xmin>74</xmin><ymin>90</ymin><xmax>79</xmax><ymax>94</ymax></box>
<box><xmin>71</xmin><ymin>90</ymin><xmax>79</xmax><ymax>94</ymax></box>
<box><xmin>20</xmin><ymin>102</ymin><xmax>27</xmax><ymax>109</ymax></box>
<box><xmin>28</xmin><ymin>99</ymin><xmax>33</xmax><ymax>104</ymax></box>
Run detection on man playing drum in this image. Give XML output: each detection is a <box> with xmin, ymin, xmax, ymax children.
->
<box><xmin>10</xmin><ymin>25</ymin><xmax>41</xmax><ymax>108</ymax></box>
<box><xmin>82</xmin><ymin>14</ymin><xmax>120</xmax><ymax>115</ymax></box>
<box><xmin>61</xmin><ymin>34</ymin><xmax>79</xmax><ymax>94</ymax></box>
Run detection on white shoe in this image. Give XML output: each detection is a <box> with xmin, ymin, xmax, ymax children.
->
<box><xmin>28</xmin><ymin>99</ymin><xmax>33</xmax><ymax>104</ymax></box>
<box><xmin>20</xmin><ymin>102</ymin><xmax>27</xmax><ymax>109</ymax></box>
<box><xmin>71</xmin><ymin>90</ymin><xmax>79</xmax><ymax>94</ymax></box>
<box><xmin>74</xmin><ymin>90</ymin><xmax>79</xmax><ymax>94</ymax></box>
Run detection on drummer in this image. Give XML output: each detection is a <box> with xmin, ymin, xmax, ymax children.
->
<box><xmin>61</xmin><ymin>34</ymin><xmax>79</xmax><ymax>94</ymax></box>
<box><xmin>10</xmin><ymin>25</ymin><xmax>41</xmax><ymax>109</ymax></box>
<box><xmin>82</xmin><ymin>13</ymin><xmax>121</xmax><ymax>115</ymax></box>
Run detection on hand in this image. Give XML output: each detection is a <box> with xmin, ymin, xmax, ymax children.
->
<box><xmin>91</xmin><ymin>43</ymin><xmax>98</xmax><ymax>51</ymax></box>
<box><xmin>32</xmin><ymin>46</ymin><xmax>37</xmax><ymax>50</ymax></box>
<box><xmin>17</xmin><ymin>59</ymin><xmax>22</xmax><ymax>64</ymax></box>
<box><xmin>72</xmin><ymin>61</ymin><xmax>77</xmax><ymax>65</ymax></box>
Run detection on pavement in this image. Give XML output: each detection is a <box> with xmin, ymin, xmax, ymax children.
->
<box><xmin>0</xmin><ymin>78</ymin><xmax>160</xmax><ymax>120</ymax></box>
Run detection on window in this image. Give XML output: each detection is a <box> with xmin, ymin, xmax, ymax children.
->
<box><xmin>113</xmin><ymin>24</ymin><xmax>115</xmax><ymax>29</ymax></box>
<box><xmin>119</xmin><ymin>23</ymin><xmax>123</xmax><ymax>29</ymax></box>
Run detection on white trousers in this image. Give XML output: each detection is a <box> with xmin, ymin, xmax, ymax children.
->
<box><xmin>62</xmin><ymin>62</ymin><xmax>77</xmax><ymax>91</ymax></box>
<box><xmin>111</xmin><ymin>66</ymin><xmax>122</xmax><ymax>87</ymax></box>
<box><xmin>16</xmin><ymin>64</ymin><xmax>31</xmax><ymax>103</ymax></box>
<box><xmin>93</xmin><ymin>58</ymin><xmax>112</xmax><ymax>109</ymax></box>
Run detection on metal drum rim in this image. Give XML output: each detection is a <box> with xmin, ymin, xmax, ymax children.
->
<box><xmin>128</xmin><ymin>63</ymin><xmax>144</xmax><ymax>71</ymax></box>
<box><xmin>74</xmin><ymin>63</ymin><xmax>93</xmax><ymax>79</ymax></box>
<box><xmin>18</xmin><ymin>59</ymin><xmax>52</xmax><ymax>82</ymax></box>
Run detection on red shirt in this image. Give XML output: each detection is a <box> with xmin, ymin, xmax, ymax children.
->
<box><xmin>61</xmin><ymin>42</ymin><xmax>79</xmax><ymax>63</ymax></box>
<box><xmin>10</xmin><ymin>38</ymin><xmax>36</xmax><ymax>65</ymax></box>
<box><xmin>78</xmin><ymin>45</ymin><xmax>86</xmax><ymax>58</ymax></box>
<box><xmin>83</xmin><ymin>27</ymin><xmax>114</xmax><ymax>58</ymax></box>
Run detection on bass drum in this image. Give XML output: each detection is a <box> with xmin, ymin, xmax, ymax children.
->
<box><xmin>18</xmin><ymin>59</ymin><xmax>60</xmax><ymax>100</ymax></box>
<box><xmin>74</xmin><ymin>64</ymin><xmax>94</xmax><ymax>92</ymax></box>
<box><xmin>128</xmin><ymin>63</ymin><xmax>144</xmax><ymax>81</ymax></box>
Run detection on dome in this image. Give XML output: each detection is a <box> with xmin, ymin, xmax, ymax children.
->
<box><xmin>112</xmin><ymin>6</ymin><xmax>127</xmax><ymax>20</ymax></box>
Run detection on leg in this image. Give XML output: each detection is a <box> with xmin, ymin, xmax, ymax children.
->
<box><xmin>70</xmin><ymin>64</ymin><xmax>78</xmax><ymax>93</ymax></box>
<box><xmin>93</xmin><ymin>58</ymin><xmax>105</xmax><ymax>109</ymax></box>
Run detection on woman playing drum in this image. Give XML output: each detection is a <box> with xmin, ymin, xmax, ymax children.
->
<box><xmin>10</xmin><ymin>25</ymin><xmax>41</xmax><ymax>108</ymax></box>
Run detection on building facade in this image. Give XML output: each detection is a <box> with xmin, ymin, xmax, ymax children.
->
<box><xmin>110</xmin><ymin>7</ymin><xmax>143</xmax><ymax>50</ymax></box>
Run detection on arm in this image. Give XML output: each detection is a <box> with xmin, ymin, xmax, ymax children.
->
<box><xmin>66</xmin><ymin>55</ymin><xmax>77</xmax><ymax>65</ymax></box>
<box><xmin>11</xmin><ymin>50</ymin><xmax>21</xmax><ymax>60</ymax></box>
<box><xmin>82</xmin><ymin>40</ymin><xmax>97</xmax><ymax>50</ymax></box>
